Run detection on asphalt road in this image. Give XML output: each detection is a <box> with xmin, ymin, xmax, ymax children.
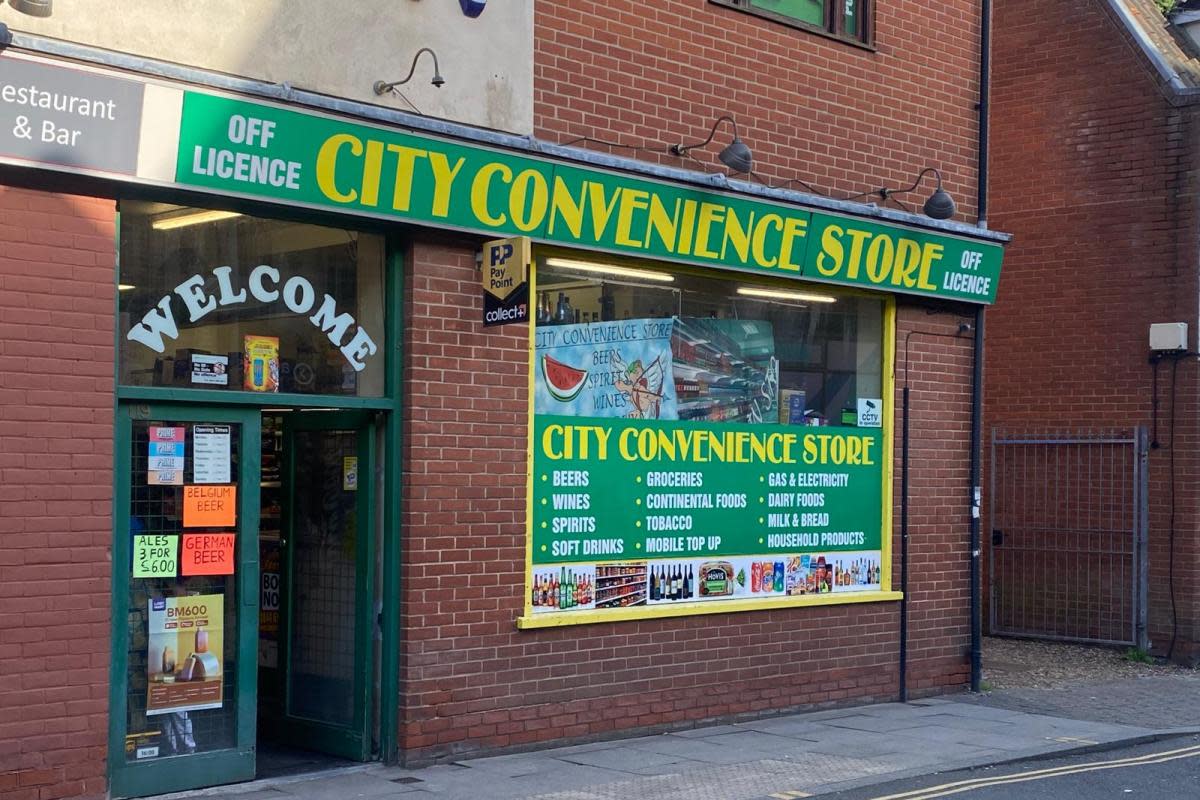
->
<box><xmin>814</xmin><ymin>735</ymin><xmax>1200</xmax><ymax>800</ymax></box>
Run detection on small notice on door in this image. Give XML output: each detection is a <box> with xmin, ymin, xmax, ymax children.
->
<box><xmin>190</xmin><ymin>354</ymin><xmax>229</xmax><ymax>386</ymax></box>
<box><xmin>192</xmin><ymin>425</ymin><xmax>231</xmax><ymax>484</ymax></box>
<box><xmin>343</xmin><ymin>456</ymin><xmax>358</xmax><ymax>491</ymax></box>
<box><xmin>182</xmin><ymin>484</ymin><xmax>236</xmax><ymax>528</ymax></box>
<box><xmin>181</xmin><ymin>533</ymin><xmax>236</xmax><ymax>576</ymax></box>
<box><xmin>133</xmin><ymin>534</ymin><xmax>178</xmax><ymax>578</ymax></box>
<box><xmin>147</xmin><ymin>426</ymin><xmax>185</xmax><ymax>485</ymax></box>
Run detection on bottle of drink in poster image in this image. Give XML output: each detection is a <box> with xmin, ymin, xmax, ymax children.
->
<box><xmin>685</xmin><ymin>565</ymin><xmax>693</xmax><ymax>599</ymax></box>
<box><xmin>751</xmin><ymin>562</ymin><xmax>761</xmax><ymax>593</ymax></box>
<box><xmin>673</xmin><ymin>565</ymin><xmax>682</xmax><ymax>600</ymax></box>
<box><xmin>773</xmin><ymin>561</ymin><xmax>784</xmax><ymax>593</ymax></box>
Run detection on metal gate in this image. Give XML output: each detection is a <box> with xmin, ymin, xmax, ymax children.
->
<box><xmin>989</xmin><ymin>428</ymin><xmax>1148</xmax><ymax>647</ymax></box>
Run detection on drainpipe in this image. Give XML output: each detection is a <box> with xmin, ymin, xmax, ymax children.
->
<box><xmin>900</xmin><ymin>385</ymin><xmax>911</xmax><ymax>702</ymax></box>
<box><xmin>978</xmin><ymin>0</ymin><xmax>991</xmax><ymax>229</ymax></box>
<box><xmin>969</xmin><ymin>310</ymin><xmax>984</xmax><ymax>692</ymax></box>
<box><xmin>970</xmin><ymin>0</ymin><xmax>992</xmax><ymax>694</ymax></box>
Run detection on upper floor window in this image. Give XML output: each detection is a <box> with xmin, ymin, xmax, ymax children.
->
<box><xmin>712</xmin><ymin>0</ymin><xmax>870</xmax><ymax>45</ymax></box>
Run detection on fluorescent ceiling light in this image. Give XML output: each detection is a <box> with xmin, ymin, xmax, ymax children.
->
<box><xmin>118</xmin><ymin>284</ymin><xmax>136</xmax><ymax>291</ymax></box>
<box><xmin>151</xmin><ymin>210</ymin><xmax>242</xmax><ymax>230</ymax></box>
<box><xmin>544</xmin><ymin>257</ymin><xmax>675</xmax><ymax>283</ymax></box>
<box><xmin>737</xmin><ymin>287</ymin><xmax>837</xmax><ymax>303</ymax></box>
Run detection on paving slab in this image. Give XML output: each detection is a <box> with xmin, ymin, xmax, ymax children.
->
<box><xmin>153</xmin><ymin>682</ymin><xmax>1197</xmax><ymax>800</ymax></box>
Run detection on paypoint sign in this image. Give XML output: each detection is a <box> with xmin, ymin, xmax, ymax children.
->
<box><xmin>482</xmin><ymin>236</ymin><xmax>530</xmax><ymax>326</ymax></box>
<box><xmin>174</xmin><ymin>92</ymin><xmax>1004</xmax><ymax>304</ymax></box>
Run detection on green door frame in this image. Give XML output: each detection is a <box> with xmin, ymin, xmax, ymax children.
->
<box><xmin>108</xmin><ymin>403</ymin><xmax>262</xmax><ymax>798</ymax></box>
<box><xmin>276</xmin><ymin>411</ymin><xmax>376</xmax><ymax>760</ymax></box>
<box><xmin>110</xmin><ymin>211</ymin><xmax>407</xmax><ymax>798</ymax></box>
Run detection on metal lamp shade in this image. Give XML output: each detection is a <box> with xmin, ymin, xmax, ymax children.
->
<box><xmin>923</xmin><ymin>187</ymin><xmax>956</xmax><ymax>220</ymax></box>
<box><xmin>9</xmin><ymin>0</ymin><xmax>51</xmax><ymax>16</ymax></box>
<box><xmin>718</xmin><ymin>138</ymin><xmax>753</xmax><ymax>174</ymax></box>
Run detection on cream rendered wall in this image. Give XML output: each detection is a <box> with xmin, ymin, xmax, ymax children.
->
<box><xmin>3</xmin><ymin>0</ymin><xmax>533</xmax><ymax>134</ymax></box>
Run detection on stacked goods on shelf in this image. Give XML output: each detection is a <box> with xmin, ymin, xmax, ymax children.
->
<box><xmin>671</xmin><ymin>318</ymin><xmax>778</xmax><ymax>424</ymax></box>
<box><xmin>594</xmin><ymin>563</ymin><xmax>648</xmax><ymax>609</ymax></box>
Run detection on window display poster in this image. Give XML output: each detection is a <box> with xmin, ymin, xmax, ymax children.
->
<box><xmin>529</xmin><ymin>414</ymin><xmax>885</xmax><ymax>616</ymax></box>
<box><xmin>190</xmin><ymin>354</ymin><xmax>229</xmax><ymax>386</ymax></box>
<box><xmin>181</xmin><ymin>533</ymin><xmax>236</xmax><ymax>576</ymax></box>
<box><xmin>534</xmin><ymin>318</ymin><xmax>678</xmax><ymax>420</ymax></box>
<box><xmin>258</xmin><ymin>540</ymin><xmax>280</xmax><ymax>668</ymax></box>
<box><xmin>534</xmin><ymin>318</ymin><xmax>780</xmax><ymax>425</ymax></box>
<box><xmin>243</xmin><ymin>335</ymin><xmax>279</xmax><ymax>392</ymax></box>
<box><xmin>133</xmin><ymin>534</ymin><xmax>178</xmax><ymax>578</ymax></box>
<box><xmin>182</xmin><ymin>485</ymin><xmax>236</xmax><ymax>528</ymax></box>
<box><xmin>146</xmin><ymin>594</ymin><xmax>224</xmax><ymax>715</ymax></box>
<box><xmin>147</xmin><ymin>426</ymin><xmax>185</xmax><ymax>486</ymax></box>
<box><xmin>192</xmin><ymin>424</ymin><xmax>231</xmax><ymax>483</ymax></box>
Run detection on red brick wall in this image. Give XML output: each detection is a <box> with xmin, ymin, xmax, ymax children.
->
<box><xmin>534</xmin><ymin>0</ymin><xmax>984</xmax><ymax>220</ymax></box>
<box><xmin>0</xmin><ymin>187</ymin><xmax>115</xmax><ymax>800</ymax></box>
<box><xmin>397</xmin><ymin>240</ymin><xmax>976</xmax><ymax>761</ymax></box>
<box><xmin>987</xmin><ymin>0</ymin><xmax>1200</xmax><ymax>659</ymax></box>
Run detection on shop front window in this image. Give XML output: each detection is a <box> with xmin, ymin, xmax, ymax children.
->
<box><xmin>118</xmin><ymin>203</ymin><xmax>385</xmax><ymax>397</ymax></box>
<box><xmin>533</xmin><ymin>256</ymin><xmax>883</xmax><ymax>427</ymax></box>
<box><xmin>525</xmin><ymin>253</ymin><xmax>889</xmax><ymax>625</ymax></box>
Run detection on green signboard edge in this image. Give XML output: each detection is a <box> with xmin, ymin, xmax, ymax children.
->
<box><xmin>173</xmin><ymin>91</ymin><xmax>1004</xmax><ymax>305</ymax></box>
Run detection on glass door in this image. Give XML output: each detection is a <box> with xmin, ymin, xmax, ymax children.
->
<box><xmin>277</xmin><ymin>411</ymin><xmax>375</xmax><ymax>761</ymax></box>
<box><xmin>109</xmin><ymin>404</ymin><xmax>260</xmax><ymax>798</ymax></box>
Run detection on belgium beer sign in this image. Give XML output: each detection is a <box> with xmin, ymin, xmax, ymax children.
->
<box><xmin>482</xmin><ymin>236</ymin><xmax>530</xmax><ymax>326</ymax></box>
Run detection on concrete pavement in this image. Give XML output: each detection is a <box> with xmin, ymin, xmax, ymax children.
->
<box><xmin>156</xmin><ymin>695</ymin><xmax>1200</xmax><ymax>800</ymax></box>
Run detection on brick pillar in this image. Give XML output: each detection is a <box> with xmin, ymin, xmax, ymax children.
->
<box><xmin>0</xmin><ymin>187</ymin><xmax>115</xmax><ymax>800</ymax></box>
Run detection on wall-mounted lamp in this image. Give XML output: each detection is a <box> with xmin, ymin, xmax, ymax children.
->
<box><xmin>668</xmin><ymin>116</ymin><xmax>753</xmax><ymax>174</ymax></box>
<box><xmin>373</xmin><ymin>47</ymin><xmax>445</xmax><ymax>95</ymax></box>
<box><xmin>853</xmin><ymin>167</ymin><xmax>956</xmax><ymax>220</ymax></box>
<box><xmin>8</xmin><ymin>0</ymin><xmax>52</xmax><ymax>17</ymax></box>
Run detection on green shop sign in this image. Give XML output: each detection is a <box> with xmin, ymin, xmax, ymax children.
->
<box><xmin>527</xmin><ymin>416</ymin><xmax>887</xmax><ymax>618</ymax></box>
<box><xmin>176</xmin><ymin>92</ymin><xmax>1003</xmax><ymax>303</ymax></box>
<box><xmin>533</xmin><ymin>416</ymin><xmax>883</xmax><ymax>562</ymax></box>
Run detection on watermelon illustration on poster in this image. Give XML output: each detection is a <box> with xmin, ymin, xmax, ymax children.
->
<box><xmin>534</xmin><ymin>319</ymin><xmax>678</xmax><ymax>420</ymax></box>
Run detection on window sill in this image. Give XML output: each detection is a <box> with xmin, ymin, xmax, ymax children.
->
<box><xmin>517</xmin><ymin>591</ymin><xmax>903</xmax><ymax>629</ymax></box>
<box><xmin>708</xmin><ymin>0</ymin><xmax>877</xmax><ymax>53</ymax></box>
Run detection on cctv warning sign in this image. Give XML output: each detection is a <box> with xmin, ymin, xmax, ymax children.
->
<box><xmin>482</xmin><ymin>236</ymin><xmax>530</xmax><ymax>327</ymax></box>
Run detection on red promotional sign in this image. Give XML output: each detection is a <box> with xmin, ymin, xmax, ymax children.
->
<box><xmin>181</xmin><ymin>533</ymin><xmax>236</xmax><ymax>576</ymax></box>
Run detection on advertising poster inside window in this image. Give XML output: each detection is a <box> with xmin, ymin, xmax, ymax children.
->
<box><xmin>526</xmin><ymin>265</ymin><xmax>890</xmax><ymax>623</ymax></box>
<box><xmin>146</xmin><ymin>594</ymin><xmax>224</xmax><ymax>715</ymax></box>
